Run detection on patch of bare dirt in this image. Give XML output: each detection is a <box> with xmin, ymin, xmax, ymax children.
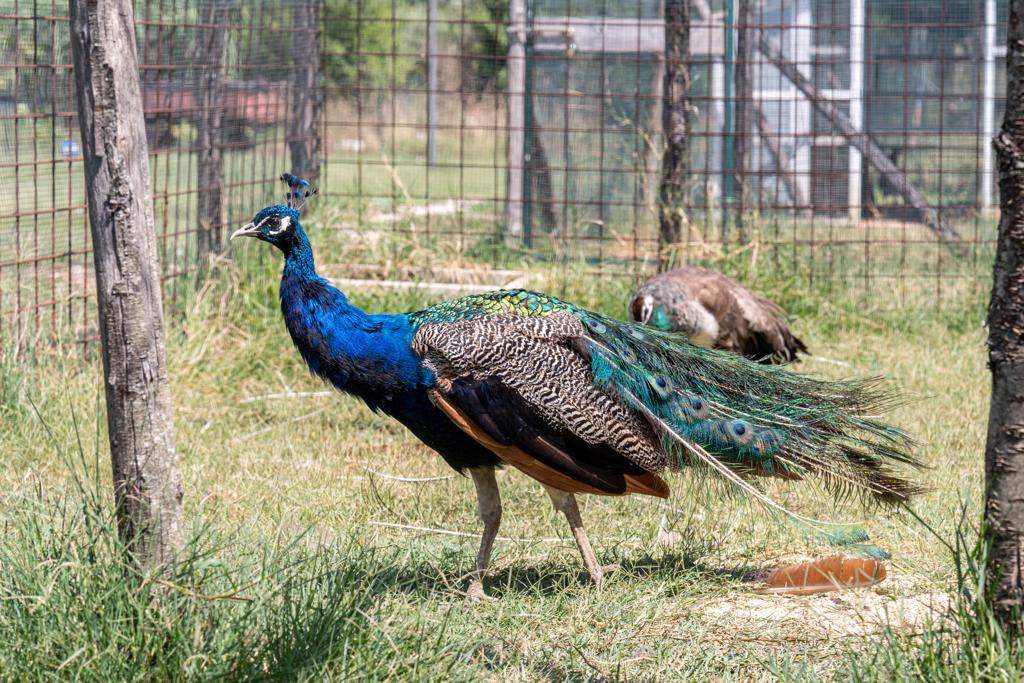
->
<box><xmin>698</xmin><ymin>580</ymin><xmax>952</xmax><ymax>639</ymax></box>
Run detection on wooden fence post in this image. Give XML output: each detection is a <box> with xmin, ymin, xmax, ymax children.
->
<box><xmin>289</xmin><ymin>0</ymin><xmax>322</xmax><ymax>180</ymax></box>
<box><xmin>69</xmin><ymin>0</ymin><xmax>184</xmax><ymax>568</ymax></box>
<box><xmin>505</xmin><ymin>0</ymin><xmax>527</xmax><ymax>246</ymax></box>
<box><xmin>732</xmin><ymin>0</ymin><xmax>752</xmax><ymax>243</ymax></box>
<box><xmin>658</xmin><ymin>0</ymin><xmax>690</xmax><ymax>268</ymax></box>
<box><xmin>193</xmin><ymin>0</ymin><xmax>234</xmax><ymax>263</ymax></box>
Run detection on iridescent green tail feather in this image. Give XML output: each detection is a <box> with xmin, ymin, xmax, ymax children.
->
<box><xmin>574</xmin><ymin>311</ymin><xmax>921</xmax><ymax>507</ymax></box>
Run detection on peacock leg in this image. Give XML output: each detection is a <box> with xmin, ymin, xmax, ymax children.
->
<box><xmin>466</xmin><ymin>467</ymin><xmax>502</xmax><ymax>603</ymax></box>
<box><xmin>542</xmin><ymin>486</ymin><xmax>604</xmax><ymax>588</ymax></box>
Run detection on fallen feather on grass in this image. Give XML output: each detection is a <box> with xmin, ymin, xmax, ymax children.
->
<box><xmin>760</xmin><ymin>554</ymin><xmax>887</xmax><ymax>595</ymax></box>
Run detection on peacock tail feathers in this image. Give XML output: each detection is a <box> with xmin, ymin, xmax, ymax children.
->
<box><xmin>571</xmin><ymin>309</ymin><xmax>920</xmax><ymax>508</ymax></box>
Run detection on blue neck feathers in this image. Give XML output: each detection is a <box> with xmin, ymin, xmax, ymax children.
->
<box><xmin>277</xmin><ymin>223</ymin><xmax>425</xmax><ymax>409</ymax></box>
<box><xmin>281</xmin><ymin>227</ymin><xmax>319</xmax><ymax>281</ymax></box>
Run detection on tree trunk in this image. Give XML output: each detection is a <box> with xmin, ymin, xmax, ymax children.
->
<box><xmin>732</xmin><ymin>0</ymin><xmax>753</xmax><ymax>243</ymax></box>
<box><xmin>289</xmin><ymin>0</ymin><xmax>322</xmax><ymax>180</ymax></box>
<box><xmin>526</xmin><ymin>101</ymin><xmax>559</xmax><ymax>235</ymax></box>
<box><xmin>758</xmin><ymin>32</ymin><xmax>965</xmax><ymax>254</ymax></box>
<box><xmin>505</xmin><ymin>0</ymin><xmax>527</xmax><ymax>246</ymax></box>
<box><xmin>193</xmin><ymin>0</ymin><xmax>234</xmax><ymax>264</ymax></box>
<box><xmin>658</xmin><ymin>0</ymin><xmax>690</xmax><ymax>269</ymax></box>
<box><xmin>642</xmin><ymin>53</ymin><xmax>664</xmax><ymax>212</ymax></box>
<box><xmin>986</xmin><ymin>0</ymin><xmax>1024</xmax><ymax>629</ymax></box>
<box><xmin>69</xmin><ymin>0</ymin><xmax>184</xmax><ymax>568</ymax></box>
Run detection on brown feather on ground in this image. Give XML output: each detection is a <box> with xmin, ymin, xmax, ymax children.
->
<box><xmin>759</xmin><ymin>555</ymin><xmax>887</xmax><ymax>595</ymax></box>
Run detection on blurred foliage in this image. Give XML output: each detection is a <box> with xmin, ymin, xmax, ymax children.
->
<box><xmin>323</xmin><ymin>0</ymin><xmax>506</xmax><ymax>93</ymax></box>
<box><xmin>323</xmin><ymin>0</ymin><xmax>421</xmax><ymax>91</ymax></box>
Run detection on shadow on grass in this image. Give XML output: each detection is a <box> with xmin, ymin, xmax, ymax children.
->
<box><xmin>348</xmin><ymin>545</ymin><xmax>763</xmax><ymax>602</ymax></box>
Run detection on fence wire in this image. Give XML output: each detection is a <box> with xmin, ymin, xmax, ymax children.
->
<box><xmin>0</xmin><ymin>0</ymin><xmax>1008</xmax><ymax>346</ymax></box>
<box><xmin>321</xmin><ymin>0</ymin><xmax>1005</xmax><ymax>299</ymax></box>
<box><xmin>0</xmin><ymin>0</ymin><xmax>316</xmax><ymax>346</ymax></box>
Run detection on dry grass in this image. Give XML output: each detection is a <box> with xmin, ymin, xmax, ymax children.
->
<box><xmin>0</xmin><ymin>229</ymin><xmax>1002</xmax><ymax>680</ymax></box>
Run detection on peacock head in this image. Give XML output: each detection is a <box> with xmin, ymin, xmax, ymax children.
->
<box><xmin>230</xmin><ymin>205</ymin><xmax>303</xmax><ymax>253</ymax></box>
<box><xmin>231</xmin><ymin>173</ymin><xmax>318</xmax><ymax>254</ymax></box>
<box><xmin>632</xmin><ymin>294</ymin><xmax>672</xmax><ymax>331</ymax></box>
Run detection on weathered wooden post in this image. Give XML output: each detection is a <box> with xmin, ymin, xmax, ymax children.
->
<box><xmin>986</xmin><ymin>0</ymin><xmax>1024</xmax><ymax>629</ymax></box>
<box><xmin>658</xmin><ymin>0</ymin><xmax>690</xmax><ymax>268</ymax></box>
<box><xmin>69</xmin><ymin>0</ymin><xmax>184</xmax><ymax>567</ymax></box>
<box><xmin>289</xmin><ymin>0</ymin><xmax>322</xmax><ymax>179</ymax></box>
<box><xmin>505</xmin><ymin>0</ymin><xmax>527</xmax><ymax>246</ymax></box>
<box><xmin>732</xmin><ymin>0</ymin><xmax>752</xmax><ymax>243</ymax></box>
<box><xmin>193</xmin><ymin>0</ymin><xmax>234</xmax><ymax>263</ymax></box>
<box><xmin>426</xmin><ymin>0</ymin><xmax>439</xmax><ymax>167</ymax></box>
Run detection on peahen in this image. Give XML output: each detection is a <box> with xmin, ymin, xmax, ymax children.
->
<box><xmin>231</xmin><ymin>174</ymin><xmax>919</xmax><ymax>600</ymax></box>
<box><xmin>629</xmin><ymin>266</ymin><xmax>809</xmax><ymax>364</ymax></box>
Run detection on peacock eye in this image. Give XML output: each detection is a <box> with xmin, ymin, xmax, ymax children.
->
<box><xmin>734</xmin><ymin>424</ymin><xmax>746</xmax><ymax>436</ymax></box>
<box><xmin>269</xmin><ymin>217</ymin><xmax>280</xmax><ymax>229</ymax></box>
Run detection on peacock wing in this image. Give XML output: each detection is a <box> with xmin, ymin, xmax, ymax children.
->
<box><xmin>740</xmin><ymin>291</ymin><xmax>808</xmax><ymax>363</ymax></box>
<box><xmin>410</xmin><ymin>288</ymin><xmax>918</xmax><ymax>515</ymax></box>
<box><xmin>687</xmin><ymin>268</ymin><xmax>808</xmax><ymax>363</ymax></box>
<box><xmin>409</xmin><ymin>290</ymin><xmax>670</xmax><ymax>498</ymax></box>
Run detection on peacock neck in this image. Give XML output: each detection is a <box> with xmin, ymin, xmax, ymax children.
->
<box><xmin>282</xmin><ymin>228</ymin><xmax>318</xmax><ymax>280</ymax></box>
<box><xmin>279</xmin><ymin>228</ymin><xmax>374</xmax><ymax>329</ymax></box>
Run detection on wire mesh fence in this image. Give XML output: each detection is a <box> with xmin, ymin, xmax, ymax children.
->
<box><xmin>0</xmin><ymin>0</ymin><xmax>317</xmax><ymax>346</ymax></box>
<box><xmin>0</xmin><ymin>0</ymin><xmax>1008</xmax><ymax>346</ymax></box>
<box><xmin>321</xmin><ymin>0</ymin><xmax>1005</xmax><ymax>298</ymax></box>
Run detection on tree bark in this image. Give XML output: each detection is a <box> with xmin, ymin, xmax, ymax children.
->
<box><xmin>505</xmin><ymin>0</ymin><xmax>527</xmax><ymax>246</ymax></box>
<box><xmin>642</xmin><ymin>53</ymin><xmax>664</xmax><ymax>212</ymax></box>
<box><xmin>69</xmin><ymin>0</ymin><xmax>184</xmax><ymax>568</ymax></box>
<box><xmin>658</xmin><ymin>0</ymin><xmax>690</xmax><ymax>269</ymax></box>
<box><xmin>732</xmin><ymin>0</ymin><xmax>753</xmax><ymax>243</ymax></box>
<box><xmin>986</xmin><ymin>0</ymin><xmax>1024</xmax><ymax>629</ymax></box>
<box><xmin>193</xmin><ymin>0</ymin><xmax>234</xmax><ymax>264</ymax></box>
<box><xmin>526</xmin><ymin>101</ymin><xmax>558</xmax><ymax>235</ymax></box>
<box><xmin>758</xmin><ymin>33</ymin><xmax>966</xmax><ymax>254</ymax></box>
<box><xmin>289</xmin><ymin>0</ymin><xmax>322</xmax><ymax>180</ymax></box>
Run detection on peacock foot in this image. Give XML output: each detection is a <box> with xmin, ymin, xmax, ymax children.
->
<box><xmin>588</xmin><ymin>563</ymin><xmax>621</xmax><ymax>589</ymax></box>
<box><xmin>464</xmin><ymin>579</ymin><xmax>496</xmax><ymax>604</ymax></box>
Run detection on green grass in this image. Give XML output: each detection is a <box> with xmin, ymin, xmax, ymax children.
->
<box><xmin>0</xmin><ymin>216</ymin><xmax>1018</xmax><ymax>680</ymax></box>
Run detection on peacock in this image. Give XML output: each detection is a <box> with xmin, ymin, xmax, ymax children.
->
<box><xmin>230</xmin><ymin>174</ymin><xmax>919</xmax><ymax>601</ymax></box>
<box><xmin>629</xmin><ymin>266</ymin><xmax>809</xmax><ymax>364</ymax></box>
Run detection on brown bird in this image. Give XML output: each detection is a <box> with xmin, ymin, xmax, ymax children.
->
<box><xmin>629</xmin><ymin>266</ymin><xmax>808</xmax><ymax>363</ymax></box>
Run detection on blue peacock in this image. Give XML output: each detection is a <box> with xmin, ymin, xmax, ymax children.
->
<box><xmin>231</xmin><ymin>174</ymin><xmax>920</xmax><ymax>600</ymax></box>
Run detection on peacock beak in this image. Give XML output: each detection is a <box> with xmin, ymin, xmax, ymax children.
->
<box><xmin>230</xmin><ymin>222</ymin><xmax>258</xmax><ymax>241</ymax></box>
<box><xmin>640</xmin><ymin>295</ymin><xmax>654</xmax><ymax>324</ymax></box>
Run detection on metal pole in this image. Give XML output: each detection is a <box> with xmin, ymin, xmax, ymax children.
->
<box><xmin>848</xmin><ymin>0</ymin><xmax>865</xmax><ymax>222</ymax></box>
<box><xmin>427</xmin><ymin>0</ymin><xmax>438</xmax><ymax>167</ymax></box>
<box><xmin>505</xmin><ymin>0</ymin><xmax>527</xmax><ymax>246</ymax></box>
<box><xmin>982</xmin><ymin>0</ymin><xmax>997</xmax><ymax>211</ymax></box>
